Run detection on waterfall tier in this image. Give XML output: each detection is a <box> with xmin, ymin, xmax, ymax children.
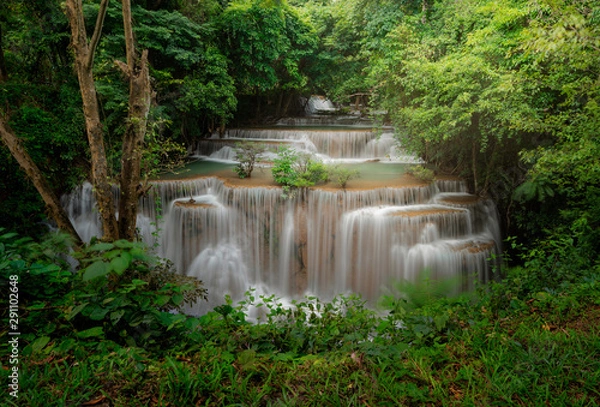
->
<box><xmin>196</xmin><ymin>126</ymin><xmax>422</xmax><ymax>163</ymax></box>
<box><xmin>64</xmin><ymin>176</ymin><xmax>501</xmax><ymax>314</ymax></box>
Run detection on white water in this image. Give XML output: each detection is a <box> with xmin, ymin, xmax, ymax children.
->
<box><xmin>62</xmin><ymin>124</ymin><xmax>501</xmax><ymax>314</ymax></box>
<box><xmin>197</xmin><ymin>127</ymin><xmax>422</xmax><ymax>163</ymax></box>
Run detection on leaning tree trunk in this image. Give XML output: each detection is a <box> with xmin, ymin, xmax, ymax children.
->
<box><xmin>65</xmin><ymin>0</ymin><xmax>119</xmax><ymax>241</ymax></box>
<box><xmin>116</xmin><ymin>0</ymin><xmax>152</xmax><ymax>241</ymax></box>
<box><xmin>0</xmin><ymin>117</ymin><xmax>82</xmax><ymax>244</ymax></box>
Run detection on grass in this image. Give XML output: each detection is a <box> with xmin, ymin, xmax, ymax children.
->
<box><xmin>4</xmin><ymin>295</ymin><xmax>599</xmax><ymax>406</ymax></box>
<box><xmin>1</xmin><ymin>231</ymin><xmax>599</xmax><ymax>406</ymax></box>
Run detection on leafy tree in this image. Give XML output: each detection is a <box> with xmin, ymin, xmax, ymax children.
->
<box><xmin>370</xmin><ymin>0</ymin><xmax>538</xmax><ymax>196</ymax></box>
<box><xmin>94</xmin><ymin>2</ymin><xmax>237</xmax><ymax>139</ymax></box>
<box><xmin>300</xmin><ymin>0</ymin><xmax>408</xmax><ymax>104</ymax></box>
<box><xmin>0</xmin><ymin>0</ymin><xmax>85</xmax><ymax>239</ymax></box>
<box><xmin>511</xmin><ymin>0</ymin><xmax>600</xmax><ymax>264</ymax></box>
<box><xmin>219</xmin><ymin>0</ymin><xmax>317</xmax><ymax>120</ymax></box>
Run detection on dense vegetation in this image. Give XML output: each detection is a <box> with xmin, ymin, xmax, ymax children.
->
<box><xmin>1</xmin><ymin>229</ymin><xmax>599</xmax><ymax>405</ymax></box>
<box><xmin>1</xmin><ymin>0</ymin><xmax>599</xmax><ymax>404</ymax></box>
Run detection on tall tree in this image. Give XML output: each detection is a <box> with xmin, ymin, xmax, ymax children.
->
<box><xmin>65</xmin><ymin>0</ymin><xmax>151</xmax><ymax>241</ymax></box>
<box><xmin>65</xmin><ymin>0</ymin><xmax>119</xmax><ymax>240</ymax></box>
<box><xmin>116</xmin><ymin>0</ymin><xmax>152</xmax><ymax>240</ymax></box>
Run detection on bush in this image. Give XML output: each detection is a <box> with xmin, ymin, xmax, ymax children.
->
<box><xmin>271</xmin><ymin>147</ymin><xmax>328</xmax><ymax>196</ymax></box>
<box><xmin>406</xmin><ymin>165</ymin><xmax>435</xmax><ymax>183</ymax></box>
<box><xmin>0</xmin><ymin>230</ymin><xmax>207</xmax><ymax>353</ymax></box>
<box><xmin>233</xmin><ymin>142</ymin><xmax>266</xmax><ymax>178</ymax></box>
<box><xmin>328</xmin><ymin>165</ymin><xmax>360</xmax><ymax>190</ymax></box>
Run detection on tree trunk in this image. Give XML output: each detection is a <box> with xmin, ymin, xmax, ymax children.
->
<box><xmin>117</xmin><ymin>0</ymin><xmax>152</xmax><ymax>240</ymax></box>
<box><xmin>472</xmin><ymin>139</ymin><xmax>479</xmax><ymax>194</ymax></box>
<box><xmin>65</xmin><ymin>0</ymin><xmax>119</xmax><ymax>241</ymax></box>
<box><xmin>0</xmin><ymin>117</ymin><xmax>82</xmax><ymax>244</ymax></box>
<box><xmin>282</xmin><ymin>93</ymin><xmax>294</xmax><ymax>118</ymax></box>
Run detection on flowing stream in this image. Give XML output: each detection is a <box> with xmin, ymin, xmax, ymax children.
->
<box><xmin>63</xmin><ymin>120</ymin><xmax>501</xmax><ymax>314</ymax></box>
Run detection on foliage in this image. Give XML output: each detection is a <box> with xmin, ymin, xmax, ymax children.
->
<box><xmin>0</xmin><ymin>229</ymin><xmax>207</xmax><ymax>353</ymax></box>
<box><xmin>2</xmin><ymin>228</ymin><xmax>600</xmax><ymax>406</ymax></box>
<box><xmin>233</xmin><ymin>142</ymin><xmax>266</xmax><ymax>179</ymax></box>
<box><xmin>219</xmin><ymin>0</ymin><xmax>317</xmax><ymax>95</ymax></box>
<box><xmin>141</xmin><ymin>118</ymin><xmax>188</xmax><ymax>178</ymax></box>
<box><xmin>90</xmin><ymin>2</ymin><xmax>237</xmax><ymax>142</ymax></box>
<box><xmin>68</xmin><ymin>239</ymin><xmax>208</xmax><ymax>348</ymax></box>
<box><xmin>405</xmin><ymin>165</ymin><xmax>435</xmax><ymax>183</ymax></box>
<box><xmin>369</xmin><ymin>0</ymin><xmax>537</xmax><ymax>195</ymax></box>
<box><xmin>327</xmin><ymin>164</ymin><xmax>359</xmax><ymax>190</ymax></box>
<box><xmin>300</xmin><ymin>0</ymin><xmax>407</xmax><ymax>102</ymax></box>
<box><xmin>218</xmin><ymin>0</ymin><xmax>317</xmax><ymax>120</ymax></box>
<box><xmin>271</xmin><ymin>147</ymin><xmax>328</xmax><ymax>196</ymax></box>
<box><xmin>378</xmin><ymin>268</ymin><xmax>465</xmax><ymax>346</ymax></box>
<box><xmin>509</xmin><ymin>0</ymin><xmax>600</xmax><ymax>262</ymax></box>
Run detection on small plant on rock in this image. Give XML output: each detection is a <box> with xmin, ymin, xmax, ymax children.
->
<box><xmin>271</xmin><ymin>147</ymin><xmax>328</xmax><ymax>197</ymax></box>
<box><xmin>406</xmin><ymin>165</ymin><xmax>435</xmax><ymax>183</ymax></box>
<box><xmin>328</xmin><ymin>165</ymin><xmax>360</xmax><ymax>190</ymax></box>
<box><xmin>233</xmin><ymin>142</ymin><xmax>266</xmax><ymax>178</ymax></box>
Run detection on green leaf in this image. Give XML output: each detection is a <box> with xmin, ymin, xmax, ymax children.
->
<box><xmin>110</xmin><ymin>255</ymin><xmax>131</xmax><ymax>275</ymax></box>
<box><xmin>82</xmin><ymin>261</ymin><xmax>110</xmax><ymax>281</ymax></box>
<box><xmin>89</xmin><ymin>306</ymin><xmax>109</xmax><ymax>320</ymax></box>
<box><xmin>77</xmin><ymin>326</ymin><xmax>104</xmax><ymax>338</ymax></box>
<box><xmin>155</xmin><ymin>295</ymin><xmax>171</xmax><ymax>307</ymax></box>
<box><xmin>110</xmin><ymin>309</ymin><xmax>125</xmax><ymax>324</ymax></box>
<box><xmin>114</xmin><ymin>240</ymin><xmax>135</xmax><ymax>249</ymax></box>
<box><xmin>88</xmin><ymin>242</ymin><xmax>115</xmax><ymax>252</ymax></box>
<box><xmin>130</xmin><ymin>247</ymin><xmax>150</xmax><ymax>261</ymax></box>
<box><xmin>30</xmin><ymin>336</ymin><xmax>51</xmax><ymax>354</ymax></box>
<box><xmin>66</xmin><ymin>303</ymin><xmax>89</xmax><ymax>321</ymax></box>
<box><xmin>0</xmin><ymin>232</ymin><xmax>19</xmax><ymax>240</ymax></box>
<box><xmin>172</xmin><ymin>293</ymin><xmax>184</xmax><ymax>306</ymax></box>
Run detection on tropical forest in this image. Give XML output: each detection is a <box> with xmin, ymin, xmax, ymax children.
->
<box><xmin>1</xmin><ymin>0</ymin><xmax>599</xmax><ymax>405</ymax></box>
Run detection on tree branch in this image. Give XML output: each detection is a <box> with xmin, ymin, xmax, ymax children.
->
<box><xmin>0</xmin><ymin>116</ymin><xmax>82</xmax><ymax>246</ymax></box>
<box><xmin>121</xmin><ymin>0</ymin><xmax>135</xmax><ymax>73</ymax></box>
<box><xmin>86</xmin><ymin>0</ymin><xmax>110</xmax><ymax>69</ymax></box>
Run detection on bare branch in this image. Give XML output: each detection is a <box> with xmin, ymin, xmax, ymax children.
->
<box><xmin>121</xmin><ymin>0</ymin><xmax>135</xmax><ymax>73</ymax></box>
<box><xmin>114</xmin><ymin>59</ymin><xmax>130</xmax><ymax>77</ymax></box>
<box><xmin>86</xmin><ymin>0</ymin><xmax>110</xmax><ymax>69</ymax></box>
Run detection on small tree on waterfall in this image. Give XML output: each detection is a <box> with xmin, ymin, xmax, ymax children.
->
<box><xmin>233</xmin><ymin>142</ymin><xmax>266</xmax><ymax>179</ymax></box>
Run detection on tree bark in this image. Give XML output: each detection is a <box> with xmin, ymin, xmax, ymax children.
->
<box><xmin>117</xmin><ymin>0</ymin><xmax>152</xmax><ymax>240</ymax></box>
<box><xmin>65</xmin><ymin>0</ymin><xmax>119</xmax><ymax>241</ymax></box>
<box><xmin>0</xmin><ymin>117</ymin><xmax>82</xmax><ymax>244</ymax></box>
<box><xmin>472</xmin><ymin>139</ymin><xmax>479</xmax><ymax>194</ymax></box>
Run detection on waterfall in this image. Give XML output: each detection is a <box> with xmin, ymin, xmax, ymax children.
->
<box><xmin>195</xmin><ymin>126</ymin><xmax>422</xmax><ymax>162</ymax></box>
<box><xmin>62</xmin><ymin>123</ymin><xmax>502</xmax><ymax>313</ymax></box>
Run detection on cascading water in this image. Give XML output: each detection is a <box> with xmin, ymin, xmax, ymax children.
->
<box><xmin>197</xmin><ymin>127</ymin><xmax>423</xmax><ymax>163</ymax></box>
<box><xmin>63</xmin><ymin>121</ymin><xmax>501</xmax><ymax>314</ymax></box>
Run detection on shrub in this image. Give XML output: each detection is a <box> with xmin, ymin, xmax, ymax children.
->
<box><xmin>0</xmin><ymin>229</ymin><xmax>207</xmax><ymax>353</ymax></box>
<box><xmin>233</xmin><ymin>142</ymin><xmax>266</xmax><ymax>178</ymax></box>
<box><xmin>271</xmin><ymin>147</ymin><xmax>328</xmax><ymax>195</ymax></box>
<box><xmin>328</xmin><ymin>165</ymin><xmax>360</xmax><ymax>190</ymax></box>
<box><xmin>70</xmin><ymin>240</ymin><xmax>208</xmax><ymax>348</ymax></box>
<box><xmin>406</xmin><ymin>165</ymin><xmax>435</xmax><ymax>183</ymax></box>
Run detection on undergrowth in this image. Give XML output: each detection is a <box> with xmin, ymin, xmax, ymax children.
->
<box><xmin>1</xmin><ymin>229</ymin><xmax>599</xmax><ymax>406</ymax></box>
